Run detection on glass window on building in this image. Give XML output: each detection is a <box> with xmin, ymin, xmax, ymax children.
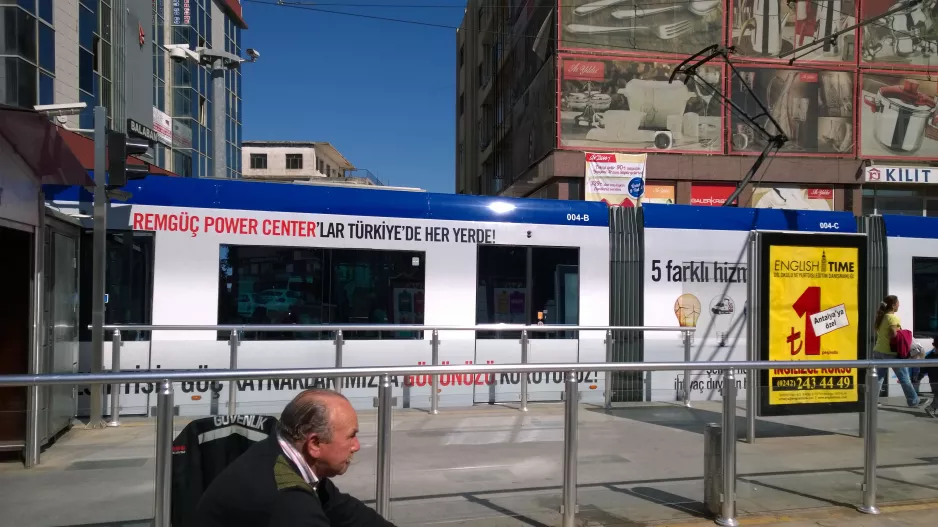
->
<box><xmin>862</xmin><ymin>188</ymin><xmax>938</xmax><ymax>217</ymax></box>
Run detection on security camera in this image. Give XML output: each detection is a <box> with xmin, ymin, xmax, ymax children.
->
<box><xmin>33</xmin><ymin>102</ymin><xmax>88</xmax><ymax>117</ymax></box>
<box><xmin>246</xmin><ymin>48</ymin><xmax>260</xmax><ymax>61</ymax></box>
<box><xmin>170</xmin><ymin>47</ymin><xmax>188</xmax><ymax>63</ymax></box>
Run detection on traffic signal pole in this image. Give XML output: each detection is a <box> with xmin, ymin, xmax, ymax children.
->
<box><xmin>88</xmin><ymin>105</ymin><xmax>108</xmax><ymax>428</ymax></box>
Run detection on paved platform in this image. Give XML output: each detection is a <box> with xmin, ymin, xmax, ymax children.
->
<box><xmin>1</xmin><ymin>397</ymin><xmax>936</xmax><ymax>527</ymax></box>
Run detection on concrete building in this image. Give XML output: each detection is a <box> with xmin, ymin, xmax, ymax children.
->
<box><xmin>456</xmin><ymin>1</ymin><xmax>938</xmax><ymax>216</ymax></box>
<box><xmin>1</xmin><ymin>0</ymin><xmax>248</xmax><ymax>179</ymax></box>
<box><xmin>242</xmin><ymin>140</ymin><xmax>385</xmax><ymax>186</ymax></box>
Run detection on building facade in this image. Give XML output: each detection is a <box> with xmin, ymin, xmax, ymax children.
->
<box><xmin>1</xmin><ymin>0</ymin><xmax>247</xmax><ymax>179</ymax></box>
<box><xmin>456</xmin><ymin>0</ymin><xmax>938</xmax><ymax>216</ymax></box>
<box><xmin>242</xmin><ymin>140</ymin><xmax>384</xmax><ymax>186</ymax></box>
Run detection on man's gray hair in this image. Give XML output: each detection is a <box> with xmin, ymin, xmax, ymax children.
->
<box><xmin>278</xmin><ymin>389</ymin><xmax>348</xmax><ymax>444</ymax></box>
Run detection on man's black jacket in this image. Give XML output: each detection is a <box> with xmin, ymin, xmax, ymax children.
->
<box><xmin>190</xmin><ymin>432</ymin><xmax>396</xmax><ymax>527</ymax></box>
<box><xmin>172</xmin><ymin>415</ymin><xmax>278</xmax><ymax>527</ymax></box>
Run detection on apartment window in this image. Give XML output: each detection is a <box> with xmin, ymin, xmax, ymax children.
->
<box><xmin>459</xmin><ymin>93</ymin><xmax>464</xmax><ymax>116</ymax></box>
<box><xmin>217</xmin><ymin>245</ymin><xmax>426</xmax><ymax>341</ymax></box>
<box><xmin>326</xmin><ymin>164</ymin><xmax>331</xmax><ymax>176</ymax></box>
<box><xmin>250</xmin><ymin>153</ymin><xmax>267</xmax><ymax>170</ymax></box>
<box><xmin>287</xmin><ymin>154</ymin><xmax>303</xmax><ymax>170</ymax></box>
<box><xmin>459</xmin><ymin>45</ymin><xmax>464</xmax><ymax>68</ymax></box>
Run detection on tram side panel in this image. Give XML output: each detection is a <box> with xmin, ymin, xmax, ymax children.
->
<box><xmin>107</xmin><ymin>202</ymin><xmax>608</xmax><ymax>415</ymax></box>
<box><xmin>884</xmin><ymin>215</ymin><xmax>938</xmax><ymax>360</ymax></box>
<box><xmin>639</xmin><ymin>204</ymin><xmax>858</xmax><ymax>403</ymax></box>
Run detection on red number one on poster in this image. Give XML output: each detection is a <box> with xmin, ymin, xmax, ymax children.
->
<box><xmin>792</xmin><ymin>286</ymin><xmax>821</xmax><ymax>356</ymax></box>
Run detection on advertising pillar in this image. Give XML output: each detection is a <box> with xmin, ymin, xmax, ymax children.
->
<box><xmin>757</xmin><ymin>232</ymin><xmax>867</xmax><ymax>417</ymax></box>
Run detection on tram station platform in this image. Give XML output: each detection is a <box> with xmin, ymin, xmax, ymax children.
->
<box><xmin>1</xmin><ymin>397</ymin><xmax>936</xmax><ymax>527</ymax></box>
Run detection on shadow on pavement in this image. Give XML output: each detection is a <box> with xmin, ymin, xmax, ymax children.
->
<box><xmin>587</xmin><ymin>405</ymin><xmax>839</xmax><ymax>439</ymax></box>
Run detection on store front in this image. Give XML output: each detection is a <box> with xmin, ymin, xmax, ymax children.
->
<box><xmin>862</xmin><ymin>165</ymin><xmax>938</xmax><ymax>217</ymax></box>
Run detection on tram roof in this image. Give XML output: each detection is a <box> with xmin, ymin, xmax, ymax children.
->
<box><xmin>43</xmin><ymin>175</ymin><xmax>612</xmax><ymax>227</ymax></box>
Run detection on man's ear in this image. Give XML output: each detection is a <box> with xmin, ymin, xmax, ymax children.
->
<box><xmin>303</xmin><ymin>433</ymin><xmax>323</xmax><ymax>458</ymax></box>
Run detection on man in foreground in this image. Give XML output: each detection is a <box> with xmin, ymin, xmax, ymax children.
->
<box><xmin>192</xmin><ymin>389</ymin><xmax>396</xmax><ymax>527</ymax></box>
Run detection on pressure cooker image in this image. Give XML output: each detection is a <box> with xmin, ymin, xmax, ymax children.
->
<box><xmin>863</xmin><ymin>80</ymin><xmax>937</xmax><ymax>154</ymax></box>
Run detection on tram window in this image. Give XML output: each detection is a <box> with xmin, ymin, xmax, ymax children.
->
<box><xmin>912</xmin><ymin>257</ymin><xmax>938</xmax><ymax>338</ymax></box>
<box><xmin>475</xmin><ymin>245</ymin><xmax>579</xmax><ymax>339</ymax></box>
<box><xmin>218</xmin><ymin>244</ymin><xmax>425</xmax><ymax>340</ymax></box>
<box><xmin>79</xmin><ymin>231</ymin><xmax>155</xmax><ymax>341</ymax></box>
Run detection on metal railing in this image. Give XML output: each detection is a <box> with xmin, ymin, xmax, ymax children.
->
<box><xmin>94</xmin><ymin>324</ymin><xmax>697</xmax><ymax>424</ymax></box>
<box><xmin>5</xmin><ymin>358</ymin><xmax>938</xmax><ymax>527</ymax></box>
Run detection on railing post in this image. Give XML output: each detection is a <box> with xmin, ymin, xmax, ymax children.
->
<box><xmin>430</xmin><ymin>329</ymin><xmax>440</xmax><ymax>415</ymax></box>
<box><xmin>561</xmin><ymin>370</ymin><xmax>579</xmax><ymax>527</ymax></box>
<box><xmin>603</xmin><ymin>329</ymin><xmax>613</xmax><ymax>409</ymax></box>
<box><xmin>683</xmin><ymin>330</ymin><xmax>692</xmax><ymax>408</ymax></box>
<box><xmin>228</xmin><ymin>329</ymin><xmax>239</xmax><ymax>417</ymax></box>
<box><xmin>107</xmin><ymin>331</ymin><xmax>122</xmax><ymax>427</ymax></box>
<box><xmin>375</xmin><ymin>374</ymin><xmax>393</xmax><ymax>518</ymax></box>
<box><xmin>154</xmin><ymin>380</ymin><xmax>174</xmax><ymax>527</ymax></box>
<box><xmin>520</xmin><ymin>329</ymin><xmax>529</xmax><ymax>412</ymax></box>
<box><xmin>334</xmin><ymin>330</ymin><xmax>344</xmax><ymax>394</ymax></box>
<box><xmin>716</xmin><ymin>369</ymin><xmax>738</xmax><ymax>527</ymax></box>
<box><xmin>858</xmin><ymin>366</ymin><xmax>880</xmax><ymax>515</ymax></box>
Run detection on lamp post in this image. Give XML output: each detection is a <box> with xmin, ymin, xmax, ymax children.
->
<box><xmin>164</xmin><ymin>45</ymin><xmax>258</xmax><ymax>179</ymax></box>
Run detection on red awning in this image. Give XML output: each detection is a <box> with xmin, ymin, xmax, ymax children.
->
<box><xmin>0</xmin><ymin>105</ymin><xmax>95</xmax><ymax>187</ymax></box>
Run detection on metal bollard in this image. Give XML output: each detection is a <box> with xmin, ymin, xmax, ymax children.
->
<box><xmin>228</xmin><ymin>329</ymin><xmax>239</xmax><ymax>417</ymax></box>
<box><xmin>604</xmin><ymin>329</ymin><xmax>613</xmax><ymax>409</ymax></box>
<box><xmin>334</xmin><ymin>330</ymin><xmax>344</xmax><ymax>394</ymax></box>
<box><xmin>561</xmin><ymin>370</ymin><xmax>579</xmax><ymax>527</ymax></box>
<box><xmin>154</xmin><ymin>380</ymin><xmax>174</xmax><ymax>527</ymax></box>
<box><xmin>430</xmin><ymin>329</ymin><xmax>440</xmax><ymax>415</ymax></box>
<box><xmin>716</xmin><ymin>369</ymin><xmax>738</xmax><ymax>527</ymax></box>
<box><xmin>107</xmin><ymin>331</ymin><xmax>122</xmax><ymax>427</ymax></box>
<box><xmin>858</xmin><ymin>366</ymin><xmax>880</xmax><ymax>515</ymax></box>
<box><xmin>683</xmin><ymin>331</ymin><xmax>692</xmax><ymax>408</ymax></box>
<box><xmin>375</xmin><ymin>374</ymin><xmax>393</xmax><ymax>518</ymax></box>
<box><xmin>520</xmin><ymin>329</ymin><xmax>529</xmax><ymax>412</ymax></box>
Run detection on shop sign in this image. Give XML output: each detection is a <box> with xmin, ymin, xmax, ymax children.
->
<box><xmin>864</xmin><ymin>166</ymin><xmax>937</xmax><ymax>184</ymax></box>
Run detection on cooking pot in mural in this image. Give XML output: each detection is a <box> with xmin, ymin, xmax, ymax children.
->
<box><xmin>863</xmin><ymin>80</ymin><xmax>936</xmax><ymax>154</ymax></box>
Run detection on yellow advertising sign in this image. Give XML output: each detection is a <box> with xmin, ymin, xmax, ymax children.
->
<box><xmin>767</xmin><ymin>245</ymin><xmax>860</xmax><ymax>406</ymax></box>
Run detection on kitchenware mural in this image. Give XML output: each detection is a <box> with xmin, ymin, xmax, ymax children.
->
<box><xmin>860</xmin><ymin>0</ymin><xmax>938</xmax><ymax>67</ymax></box>
<box><xmin>559</xmin><ymin>56</ymin><xmax>723</xmax><ymax>153</ymax></box>
<box><xmin>729</xmin><ymin>67</ymin><xmax>855</xmax><ymax>155</ymax></box>
<box><xmin>730</xmin><ymin>0</ymin><xmax>857</xmax><ymax>62</ymax></box>
<box><xmin>559</xmin><ymin>0</ymin><xmax>724</xmax><ymax>56</ymax></box>
<box><xmin>751</xmin><ymin>186</ymin><xmax>835</xmax><ymax>210</ymax></box>
<box><xmin>860</xmin><ymin>72</ymin><xmax>938</xmax><ymax>159</ymax></box>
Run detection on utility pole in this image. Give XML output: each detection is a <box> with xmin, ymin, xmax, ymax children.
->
<box><xmin>88</xmin><ymin>105</ymin><xmax>108</xmax><ymax>428</ymax></box>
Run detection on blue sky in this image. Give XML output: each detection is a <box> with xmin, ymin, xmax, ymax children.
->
<box><xmin>239</xmin><ymin>1</ymin><xmax>465</xmax><ymax>193</ymax></box>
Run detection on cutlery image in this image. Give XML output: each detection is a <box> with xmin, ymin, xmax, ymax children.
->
<box><xmin>574</xmin><ymin>0</ymin><xmax>633</xmax><ymax>16</ymax></box>
<box><xmin>566</xmin><ymin>24</ymin><xmax>650</xmax><ymax>35</ymax></box>
<box><xmin>566</xmin><ymin>18</ymin><xmax>693</xmax><ymax>39</ymax></box>
<box><xmin>610</xmin><ymin>5</ymin><xmax>683</xmax><ymax>19</ymax></box>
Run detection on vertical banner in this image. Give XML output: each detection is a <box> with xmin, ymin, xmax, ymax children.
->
<box><xmin>584</xmin><ymin>152</ymin><xmax>647</xmax><ymax>206</ymax></box>
<box><xmin>758</xmin><ymin>232</ymin><xmax>867</xmax><ymax>417</ymax></box>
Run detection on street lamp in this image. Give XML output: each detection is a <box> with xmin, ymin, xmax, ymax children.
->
<box><xmin>164</xmin><ymin>44</ymin><xmax>257</xmax><ymax>179</ymax></box>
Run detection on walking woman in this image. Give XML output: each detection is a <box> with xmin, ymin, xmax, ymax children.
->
<box><xmin>872</xmin><ymin>295</ymin><xmax>929</xmax><ymax>408</ymax></box>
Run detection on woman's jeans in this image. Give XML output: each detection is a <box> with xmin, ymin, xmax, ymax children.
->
<box><xmin>872</xmin><ymin>351</ymin><xmax>921</xmax><ymax>407</ymax></box>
